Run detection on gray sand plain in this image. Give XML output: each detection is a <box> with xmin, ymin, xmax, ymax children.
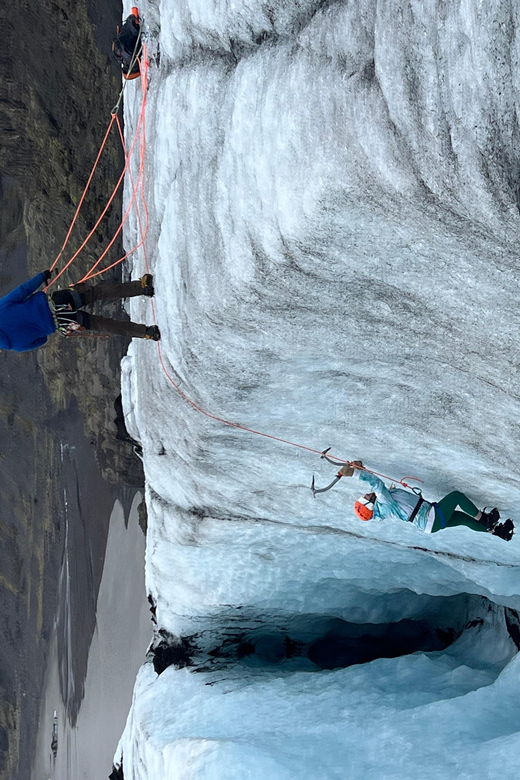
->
<box><xmin>32</xmin><ymin>493</ymin><xmax>151</xmax><ymax>779</ymax></box>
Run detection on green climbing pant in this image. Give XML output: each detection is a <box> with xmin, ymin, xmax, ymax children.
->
<box><xmin>432</xmin><ymin>490</ymin><xmax>487</xmax><ymax>534</ymax></box>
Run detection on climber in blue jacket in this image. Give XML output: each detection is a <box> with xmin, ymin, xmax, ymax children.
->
<box><xmin>312</xmin><ymin>458</ymin><xmax>514</xmax><ymax>541</ymax></box>
<box><xmin>0</xmin><ymin>271</ymin><xmax>160</xmax><ymax>351</ymax></box>
<box><xmin>0</xmin><ymin>271</ymin><xmax>57</xmax><ymax>351</ymax></box>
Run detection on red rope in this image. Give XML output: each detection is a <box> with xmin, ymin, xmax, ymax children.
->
<box><xmin>80</xmin><ymin>112</ymin><xmax>148</xmax><ymax>278</ymax></box>
<box><xmin>50</xmin><ymin>114</ymin><xmax>117</xmax><ymax>272</ymax></box>
<box><xmin>51</xmin><ymin>120</ymin><xmax>139</xmax><ymax>287</ymax></box>
<box><xmin>79</xmin><ymin>52</ymin><xmax>150</xmax><ymax>282</ymax></box>
<box><xmin>47</xmin><ymin>52</ymin><xmax>149</xmax><ymax>290</ymax></box>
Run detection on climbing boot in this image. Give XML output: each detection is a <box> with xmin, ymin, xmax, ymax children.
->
<box><xmin>491</xmin><ymin>519</ymin><xmax>514</xmax><ymax>541</ymax></box>
<box><xmin>140</xmin><ymin>274</ymin><xmax>154</xmax><ymax>297</ymax></box>
<box><xmin>145</xmin><ymin>325</ymin><xmax>161</xmax><ymax>341</ymax></box>
<box><xmin>478</xmin><ymin>507</ymin><xmax>500</xmax><ymax>530</ymax></box>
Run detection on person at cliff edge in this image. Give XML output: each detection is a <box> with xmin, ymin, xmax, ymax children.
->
<box><xmin>0</xmin><ymin>270</ymin><xmax>160</xmax><ymax>351</ymax></box>
<box><xmin>313</xmin><ymin>459</ymin><xmax>514</xmax><ymax>541</ymax></box>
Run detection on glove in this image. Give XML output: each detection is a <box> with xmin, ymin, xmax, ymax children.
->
<box><xmin>338</xmin><ymin>460</ymin><xmax>363</xmax><ymax>477</ymax></box>
<box><xmin>43</xmin><ymin>269</ymin><xmax>53</xmax><ymax>281</ymax></box>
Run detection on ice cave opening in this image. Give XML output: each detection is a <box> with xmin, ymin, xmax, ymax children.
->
<box><xmin>150</xmin><ymin>590</ymin><xmax>520</xmax><ymax>680</ymax></box>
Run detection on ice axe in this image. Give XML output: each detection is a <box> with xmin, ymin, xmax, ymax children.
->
<box><xmin>311</xmin><ymin>448</ymin><xmax>348</xmax><ymax>497</ymax></box>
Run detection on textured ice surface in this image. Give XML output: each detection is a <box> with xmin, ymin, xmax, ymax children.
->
<box><xmin>118</xmin><ymin>0</ymin><xmax>520</xmax><ymax>776</ymax></box>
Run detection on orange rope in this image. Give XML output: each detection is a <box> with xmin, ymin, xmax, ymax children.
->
<box><xmin>47</xmin><ymin>51</ymin><xmax>149</xmax><ymax>290</ymax></box>
<box><xmin>50</xmin><ymin>114</ymin><xmax>117</xmax><ymax>272</ymax></box>
<box><xmin>49</xmin><ymin>130</ymin><xmax>136</xmax><ymax>288</ymax></box>
<box><xmin>79</xmin><ymin>108</ymin><xmax>148</xmax><ymax>275</ymax></box>
<box><xmin>78</xmin><ymin>49</ymin><xmax>150</xmax><ymax>282</ymax></box>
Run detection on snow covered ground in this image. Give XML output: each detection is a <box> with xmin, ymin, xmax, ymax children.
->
<box><xmin>117</xmin><ymin>1</ymin><xmax>520</xmax><ymax>777</ymax></box>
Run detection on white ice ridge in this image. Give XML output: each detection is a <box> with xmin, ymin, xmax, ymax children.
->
<box><xmin>118</xmin><ymin>0</ymin><xmax>520</xmax><ymax>776</ymax></box>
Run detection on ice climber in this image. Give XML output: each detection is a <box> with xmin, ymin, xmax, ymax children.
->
<box><xmin>312</xmin><ymin>457</ymin><xmax>514</xmax><ymax>541</ymax></box>
<box><xmin>113</xmin><ymin>7</ymin><xmax>142</xmax><ymax>80</ymax></box>
<box><xmin>0</xmin><ymin>271</ymin><xmax>160</xmax><ymax>352</ymax></box>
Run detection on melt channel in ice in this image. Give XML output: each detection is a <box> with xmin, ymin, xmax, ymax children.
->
<box><xmin>117</xmin><ymin>0</ymin><xmax>520</xmax><ymax>777</ymax></box>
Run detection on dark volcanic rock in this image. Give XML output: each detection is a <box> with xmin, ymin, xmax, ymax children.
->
<box><xmin>109</xmin><ymin>759</ymin><xmax>125</xmax><ymax>780</ymax></box>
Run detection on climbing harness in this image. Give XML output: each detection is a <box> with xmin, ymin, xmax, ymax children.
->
<box><xmin>407</xmin><ymin>488</ymin><xmax>425</xmax><ymax>524</ymax></box>
<box><xmin>48</xmin><ymin>297</ymin><xmax>87</xmax><ymax>336</ymax></box>
<box><xmin>432</xmin><ymin>502</ymin><xmax>447</xmax><ymax>529</ymax></box>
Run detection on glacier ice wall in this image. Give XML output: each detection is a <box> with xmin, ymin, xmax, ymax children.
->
<box><xmin>118</xmin><ymin>0</ymin><xmax>520</xmax><ymax>777</ymax></box>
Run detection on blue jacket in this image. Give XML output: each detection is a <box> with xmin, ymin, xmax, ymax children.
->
<box><xmin>353</xmin><ymin>470</ymin><xmax>436</xmax><ymax>533</ymax></box>
<box><xmin>0</xmin><ymin>273</ymin><xmax>57</xmax><ymax>351</ymax></box>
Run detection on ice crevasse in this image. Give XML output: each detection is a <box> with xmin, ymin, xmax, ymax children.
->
<box><xmin>118</xmin><ymin>0</ymin><xmax>520</xmax><ymax>777</ymax></box>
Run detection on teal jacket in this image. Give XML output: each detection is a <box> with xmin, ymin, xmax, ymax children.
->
<box><xmin>353</xmin><ymin>470</ymin><xmax>435</xmax><ymax>533</ymax></box>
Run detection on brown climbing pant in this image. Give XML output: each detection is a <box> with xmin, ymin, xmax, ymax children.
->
<box><xmin>50</xmin><ymin>279</ymin><xmax>151</xmax><ymax>338</ymax></box>
<box><xmin>73</xmin><ymin>279</ymin><xmax>147</xmax><ymax>305</ymax></box>
<box><xmin>86</xmin><ymin>314</ymin><xmax>148</xmax><ymax>339</ymax></box>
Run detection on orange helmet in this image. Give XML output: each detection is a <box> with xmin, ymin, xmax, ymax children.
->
<box><xmin>354</xmin><ymin>496</ymin><xmax>374</xmax><ymax>521</ymax></box>
<box><xmin>131</xmin><ymin>7</ymin><xmax>140</xmax><ymax>19</ymax></box>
